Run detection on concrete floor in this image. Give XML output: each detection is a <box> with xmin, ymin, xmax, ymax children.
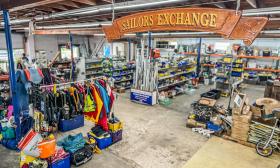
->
<box><xmin>0</xmin><ymin>84</ymin><xmax>278</xmax><ymax>168</ymax></box>
<box><xmin>183</xmin><ymin>137</ymin><xmax>280</xmax><ymax>168</ymax></box>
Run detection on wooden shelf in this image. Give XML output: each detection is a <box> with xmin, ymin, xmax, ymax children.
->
<box><xmin>244</xmin><ymin>68</ymin><xmax>280</xmax><ymax>73</ymax></box>
<box><xmin>237</xmin><ymin>55</ymin><xmax>280</xmax><ymax>60</ymax></box>
<box><xmin>179</xmin><ymin>52</ymin><xmax>197</xmax><ymax>55</ymax></box>
<box><xmin>202</xmin><ymin>64</ymin><xmax>215</xmax><ymax>67</ymax></box>
<box><xmin>158</xmin><ymin>79</ymin><xmax>189</xmax><ymax>90</ymax></box>
<box><xmin>159</xmin><ymin>71</ymin><xmax>190</xmax><ymax>80</ymax></box>
<box><xmin>0</xmin><ymin>75</ymin><xmax>9</xmax><ymax>81</ymax></box>
<box><xmin>210</xmin><ymin>54</ymin><xmax>226</xmax><ymax>57</ymax></box>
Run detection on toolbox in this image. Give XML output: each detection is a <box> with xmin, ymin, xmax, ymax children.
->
<box><xmin>110</xmin><ymin>129</ymin><xmax>122</xmax><ymax>144</ymax></box>
<box><xmin>59</xmin><ymin>115</ymin><xmax>84</xmax><ymax>132</ymax></box>
<box><xmin>49</xmin><ymin>155</ymin><xmax>70</xmax><ymax>168</ymax></box>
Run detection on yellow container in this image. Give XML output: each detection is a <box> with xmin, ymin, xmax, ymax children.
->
<box><xmin>20</xmin><ymin>151</ymin><xmax>36</xmax><ymax>168</ymax></box>
<box><xmin>108</xmin><ymin>121</ymin><xmax>123</xmax><ymax>132</ymax></box>
<box><xmin>223</xmin><ymin>57</ymin><xmax>232</xmax><ymax>63</ymax></box>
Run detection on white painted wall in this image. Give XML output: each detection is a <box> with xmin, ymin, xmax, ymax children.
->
<box><xmin>34</xmin><ymin>35</ymin><xmax>104</xmax><ymax>59</ymax></box>
<box><xmin>0</xmin><ymin>32</ymin><xmax>24</xmax><ymax>49</ymax></box>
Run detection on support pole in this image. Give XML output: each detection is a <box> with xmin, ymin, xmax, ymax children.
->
<box><xmin>69</xmin><ymin>33</ymin><xmax>75</xmax><ymax>81</ymax></box>
<box><xmin>148</xmin><ymin>31</ymin><xmax>152</xmax><ymax>58</ymax></box>
<box><xmin>128</xmin><ymin>38</ymin><xmax>131</xmax><ymax>61</ymax></box>
<box><xmin>27</xmin><ymin>21</ymin><xmax>36</xmax><ymax>62</ymax></box>
<box><xmin>196</xmin><ymin>38</ymin><xmax>202</xmax><ymax>78</ymax></box>
<box><xmin>3</xmin><ymin>9</ymin><xmax>21</xmax><ymax>142</ymax></box>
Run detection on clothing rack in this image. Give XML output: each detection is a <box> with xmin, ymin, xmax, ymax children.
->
<box><xmin>40</xmin><ymin>76</ymin><xmax>105</xmax><ymax>89</ymax></box>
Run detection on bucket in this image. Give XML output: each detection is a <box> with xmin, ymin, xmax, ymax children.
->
<box><xmin>18</xmin><ymin>129</ymin><xmax>43</xmax><ymax>157</ymax></box>
<box><xmin>38</xmin><ymin>139</ymin><xmax>56</xmax><ymax>159</ymax></box>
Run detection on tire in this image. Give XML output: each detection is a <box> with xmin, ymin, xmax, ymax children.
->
<box><xmin>277</xmin><ymin>164</ymin><xmax>280</xmax><ymax>168</ymax></box>
<box><xmin>256</xmin><ymin>140</ymin><xmax>273</xmax><ymax>157</ymax></box>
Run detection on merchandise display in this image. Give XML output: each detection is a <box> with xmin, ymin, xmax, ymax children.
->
<box><xmin>103</xmin><ymin>57</ymin><xmax>135</xmax><ymax>90</ymax></box>
<box><xmin>157</xmin><ymin>57</ymin><xmax>196</xmax><ymax>97</ymax></box>
<box><xmin>1</xmin><ymin>1</ymin><xmax>280</xmax><ymax>168</ymax></box>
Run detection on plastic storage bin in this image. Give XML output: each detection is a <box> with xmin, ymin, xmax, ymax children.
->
<box><xmin>108</xmin><ymin>121</ymin><xmax>123</xmax><ymax>132</ymax></box>
<box><xmin>94</xmin><ymin>134</ymin><xmax>112</xmax><ymax>150</ymax></box>
<box><xmin>59</xmin><ymin>115</ymin><xmax>84</xmax><ymax>132</ymax></box>
<box><xmin>49</xmin><ymin>155</ymin><xmax>70</xmax><ymax>168</ymax></box>
<box><xmin>110</xmin><ymin>130</ymin><xmax>122</xmax><ymax>144</ymax></box>
<box><xmin>201</xmin><ymin>89</ymin><xmax>221</xmax><ymax>100</ymax></box>
<box><xmin>206</xmin><ymin>122</ymin><xmax>222</xmax><ymax>132</ymax></box>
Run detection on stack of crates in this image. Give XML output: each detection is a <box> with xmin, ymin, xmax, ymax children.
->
<box><xmin>108</xmin><ymin>117</ymin><xmax>123</xmax><ymax>144</ymax></box>
<box><xmin>231</xmin><ymin>59</ymin><xmax>244</xmax><ymax>77</ymax></box>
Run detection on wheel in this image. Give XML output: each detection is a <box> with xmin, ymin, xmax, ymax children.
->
<box><xmin>278</xmin><ymin>164</ymin><xmax>280</xmax><ymax>168</ymax></box>
<box><xmin>256</xmin><ymin>140</ymin><xmax>273</xmax><ymax>157</ymax></box>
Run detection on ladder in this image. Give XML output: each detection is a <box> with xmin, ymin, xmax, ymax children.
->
<box><xmin>91</xmin><ymin>37</ymin><xmax>106</xmax><ymax>58</ymax></box>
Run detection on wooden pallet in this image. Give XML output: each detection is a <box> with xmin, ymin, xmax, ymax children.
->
<box><xmin>222</xmin><ymin>135</ymin><xmax>256</xmax><ymax>148</ymax></box>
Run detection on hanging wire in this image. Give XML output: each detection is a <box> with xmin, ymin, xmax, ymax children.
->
<box><xmin>236</xmin><ymin>0</ymin><xmax>241</xmax><ymax>15</ymax></box>
<box><xmin>112</xmin><ymin>0</ymin><xmax>115</xmax><ymax>22</ymax></box>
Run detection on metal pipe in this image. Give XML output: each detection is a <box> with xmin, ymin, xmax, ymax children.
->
<box><xmin>5</xmin><ymin>0</ymin><xmax>280</xmax><ymax>27</ymax></box>
<box><xmin>91</xmin><ymin>30</ymin><xmax>280</xmax><ymax>37</ymax></box>
<box><xmin>242</xmin><ymin>7</ymin><xmax>280</xmax><ymax>16</ymax></box>
<box><xmin>8</xmin><ymin>0</ymin><xmax>190</xmax><ymax>25</ymax></box>
<box><xmin>36</xmin><ymin>21</ymin><xmax>112</xmax><ymax>29</ymax></box>
<box><xmin>196</xmin><ymin>38</ymin><xmax>202</xmax><ymax>78</ymax></box>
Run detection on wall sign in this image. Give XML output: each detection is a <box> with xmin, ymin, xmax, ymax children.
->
<box><xmin>102</xmin><ymin>8</ymin><xmax>268</xmax><ymax>45</ymax></box>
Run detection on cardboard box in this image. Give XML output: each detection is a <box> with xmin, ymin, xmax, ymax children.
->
<box><xmin>233</xmin><ymin>111</ymin><xmax>252</xmax><ymax>123</ymax></box>
<box><xmin>242</xmin><ymin>105</ymin><xmax>250</xmax><ymax>115</ymax></box>
<box><xmin>233</xmin><ymin>93</ymin><xmax>247</xmax><ymax>115</ymax></box>
<box><xmin>198</xmin><ymin>97</ymin><xmax>216</xmax><ymax>107</ymax></box>
<box><xmin>233</xmin><ymin>107</ymin><xmax>241</xmax><ymax>116</ymax></box>
<box><xmin>251</xmin><ymin>105</ymin><xmax>262</xmax><ymax>118</ymax></box>
<box><xmin>186</xmin><ymin>119</ymin><xmax>206</xmax><ymax>128</ymax></box>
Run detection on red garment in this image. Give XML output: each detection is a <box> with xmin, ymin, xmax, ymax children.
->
<box><xmin>37</xmin><ymin>68</ymin><xmax>44</xmax><ymax>78</ymax></box>
<box><xmin>98</xmin><ymin>109</ymin><xmax>108</xmax><ymax>131</ymax></box>
<box><xmin>23</xmin><ymin>69</ymin><xmax>31</xmax><ymax>81</ymax></box>
<box><xmin>98</xmin><ymin>80</ymin><xmax>106</xmax><ymax>88</ymax></box>
<box><xmin>106</xmin><ymin>84</ymin><xmax>115</xmax><ymax>110</ymax></box>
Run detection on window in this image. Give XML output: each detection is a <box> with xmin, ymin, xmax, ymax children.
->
<box><xmin>156</xmin><ymin>41</ymin><xmax>169</xmax><ymax>49</ymax></box>
<box><xmin>59</xmin><ymin>45</ymin><xmax>80</xmax><ymax>60</ymax></box>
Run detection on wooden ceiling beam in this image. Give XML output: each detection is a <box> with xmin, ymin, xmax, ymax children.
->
<box><xmin>33</xmin><ymin>29</ymin><xmax>101</xmax><ymax>35</ymax></box>
<box><xmin>72</xmin><ymin>0</ymin><xmax>96</xmax><ymax>6</ymax></box>
<box><xmin>9</xmin><ymin>0</ymin><xmax>66</xmax><ymax>12</ymax></box>
<box><xmin>58</xmin><ymin>1</ymin><xmax>80</xmax><ymax>8</ymax></box>
<box><xmin>46</xmin><ymin>4</ymin><xmax>69</xmax><ymax>11</ymax></box>
<box><xmin>101</xmin><ymin>0</ymin><xmax>112</xmax><ymax>3</ymax></box>
<box><xmin>37</xmin><ymin>6</ymin><xmax>57</xmax><ymax>13</ymax></box>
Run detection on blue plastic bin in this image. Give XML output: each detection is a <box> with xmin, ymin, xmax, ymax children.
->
<box><xmin>59</xmin><ymin>115</ymin><xmax>84</xmax><ymax>132</ymax></box>
<box><xmin>110</xmin><ymin>130</ymin><xmax>122</xmax><ymax>144</ymax></box>
<box><xmin>206</xmin><ymin>122</ymin><xmax>222</xmax><ymax>132</ymax></box>
<box><xmin>94</xmin><ymin>134</ymin><xmax>112</xmax><ymax>150</ymax></box>
<box><xmin>49</xmin><ymin>155</ymin><xmax>70</xmax><ymax>168</ymax></box>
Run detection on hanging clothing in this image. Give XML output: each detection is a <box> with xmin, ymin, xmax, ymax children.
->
<box><xmin>106</xmin><ymin>84</ymin><xmax>115</xmax><ymax>110</ymax></box>
<box><xmin>15</xmin><ymin>70</ymin><xmax>31</xmax><ymax>115</ymax></box>
<box><xmin>95</xmin><ymin>82</ymin><xmax>110</xmax><ymax>115</ymax></box>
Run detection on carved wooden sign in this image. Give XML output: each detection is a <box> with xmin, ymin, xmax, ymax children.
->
<box><xmin>102</xmin><ymin>8</ymin><xmax>268</xmax><ymax>45</ymax></box>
